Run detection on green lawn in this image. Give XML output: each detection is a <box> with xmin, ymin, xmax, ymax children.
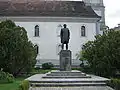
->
<box><xmin>0</xmin><ymin>69</ymin><xmax>52</xmax><ymax>90</ymax></box>
<box><xmin>0</xmin><ymin>77</ymin><xmax>25</xmax><ymax>90</ymax></box>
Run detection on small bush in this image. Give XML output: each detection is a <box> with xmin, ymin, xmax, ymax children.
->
<box><xmin>34</xmin><ymin>67</ymin><xmax>40</xmax><ymax>70</ymax></box>
<box><xmin>42</xmin><ymin>62</ymin><xmax>54</xmax><ymax>69</ymax></box>
<box><xmin>0</xmin><ymin>70</ymin><xmax>14</xmax><ymax>83</ymax></box>
<box><xmin>6</xmin><ymin>72</ymin><xmax>14</xmax><ymax>83</ymax></box>
<box><xmin>81</xmin><ymin>65</ymin><xmax>92</xmax><ymax>74</ymax></box>
<box><xmin>0</xmin><ymin>71</ymin><xmax>6</xmax><ymax>80</ymax></box>
<box><xmin>18</xmin><ymin>80</ymin><xmax>29</xmax><ymax>90</ymax></box>
<box><xmin>80</xmin><ymin>63</ymin><xmax>84</xmax><ymax>67</ymax></box>
<box><xmin>107</xmin><ymin>79</ymin><xmax>120</xmax><ymax>90</ymax></box>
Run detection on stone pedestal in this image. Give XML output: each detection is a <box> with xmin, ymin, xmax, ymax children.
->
<box><xmin>60</xmin><ymin>50</ymin><xmax>71</xmax><ymax>71</ymax></box>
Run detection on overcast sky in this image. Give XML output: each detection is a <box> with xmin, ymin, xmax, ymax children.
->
<box><xmin>104</xmin><ymin>0</ymin><xmax>120</xmax><ymax>28</ymax></box>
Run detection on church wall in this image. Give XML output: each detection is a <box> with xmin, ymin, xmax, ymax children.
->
<box><xmin>83</xmin><ymin>0</ymin><xmax>105</xmax><ymax>35</ymax></box>
<box><xmin>15</xmin><ymin>21</ymin><xmax>96</xmax><ymax>66</ymax></box>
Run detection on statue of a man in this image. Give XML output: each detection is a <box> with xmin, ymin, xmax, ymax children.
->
<box><xmin>60</xmin><ymin>24</ymin><xmax>70</xmax><ymax>50</ymax></box>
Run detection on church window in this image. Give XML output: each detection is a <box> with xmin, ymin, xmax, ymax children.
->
<box><xmin>81</xmin><ymin>26</ymin><xmax>86</xmax><ymax>37</ymax></box>
<box><xmin>34</xmin><ymin>45</ymin><xmax>39</xmax><ymax>54</ymax></box>
<box><xmin>35</xmin><ymin>25</ymin><xmax>39</xmax><ymax>37</ymax></box>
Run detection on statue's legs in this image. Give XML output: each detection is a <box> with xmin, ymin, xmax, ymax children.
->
<box><xmin>66</xmin><ymin>43</ymin><xmax>68</xmax><ymax>50</ymax></box>
<box><xmin>62</xmin><ymin>43</ymin><xmax>64</xmax><ymax>50</ymax></box>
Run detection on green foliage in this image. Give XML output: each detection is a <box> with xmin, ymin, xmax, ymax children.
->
<box><xmin>32</xmin><ymin>68</ymin><xmax>51</xmax><ymax>74</ymax></box>
<box><xmin>0</xmin><ymin>70</ymin><xmax>14</xmax><ymax>83</ymax></box>
<box><xmin>80</xmin><ymin>30</ymin><xmax>120</xmax><ymax>77</ymax></box>
<box><xmin>0</xmin><ymin>20</ymin><xmax>37</xmax><ymax>76</ymax></box>
<box><xmin>6</xmin><ymin>72</ymin><xmax>14</xmax><ymax>83</ymax></box>
<box><xmin>76</xmin><ymin>51</ymin><xmax>86</xmax><ymax>61</ymax></box>
<box><xmin>81</xmin><ymin>65</ymin><xmax>93</xmax><ymax>74</ymax></box>
<box><xmin>34</xmin><ymin>67</ymin><xmax>40</xmax><ymax>70</ymax></box>
<box><xmin>107</xmin><ymin>79</ymin><xmax>120</xmax><ymax>90</ymax></box>
<box><xmin>18</xmin><ymin>80</ymin><xmax>29</xmax><ymax>90</ymax></box>
<box><xmin>0</xmin><ymin>77</ymin><xmax>25</xmax><ymax>90</ymax></box>
<box><xmin>76</xmin><ymin>50</ymin><xmax>86</xmax><ymax>67</ymax></box>
<box><xmin>42</xmin><ymin>62</ymin><xmax>54</xmax><ymax>69</ymax></box>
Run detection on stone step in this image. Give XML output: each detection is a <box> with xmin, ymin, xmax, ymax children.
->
<box><xmin>30</xmin><ymin>83</ymin><xmax>106</xmax><ymax>87</ymax></box>
<box><xmin>47</xmin><ymin>73</ymin><xmax>86</xmax><ymax>76</ymax></box>
<box><xmin>48</xmin><ymin>71</ymin><xmax>86</xmax><ymax>76</ymax></box>
<box><xmin>42</xmin><ymin>76</ymin><xmax>91</xmax><ymax>78</ymax></box>
<box><xmin>29</xmin><ymin>86</ymin><xmax>114</xmax><ymax>90</ymax></box>
<box><xmin>30</xmin><ymin>80</ymin><xmax>106</xmax><ymax>83</ymax></box>
<box><xmin>50</xmin><ymin>70</ymin><xmax>82</xmax><ymax>73</ymax></box>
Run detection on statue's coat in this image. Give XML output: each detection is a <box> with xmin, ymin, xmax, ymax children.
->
<box><xmin>60</xmin><ymin>28</ymin><xmax>70</xmax><ymax>44</ymax></box>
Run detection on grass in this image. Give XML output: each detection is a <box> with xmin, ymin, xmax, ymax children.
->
<box><xmin>0</xmin><ymin>69</ymin><xmax>51</xmax><ymax>90</ymax></box>
<box><xmin>0</xmin><ymin>77</ymin><xmax>25</xmax><ymax>90</ymax></box>
<box><xmin>0</xmin><ymin>69</ymin><xmax>56</xmax><ymax>90</ymax></box>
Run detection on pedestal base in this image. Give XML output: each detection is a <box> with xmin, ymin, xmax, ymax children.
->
<box><xmin>60</xmin><ymin>50</ymin><xmax>71</xmax><ymax>71</ymax></box>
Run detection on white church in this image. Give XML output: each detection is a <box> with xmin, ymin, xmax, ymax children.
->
<box><xmin>0</xmin><ymin>0</ymin><xmax>105</xmax><ymax>67</ymax></box>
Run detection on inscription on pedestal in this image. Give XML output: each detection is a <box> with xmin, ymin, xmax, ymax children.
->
<box><xmin>60</xmin><ymin>50</ymin><xmax>71</xmax><ymax>71</ymax></box>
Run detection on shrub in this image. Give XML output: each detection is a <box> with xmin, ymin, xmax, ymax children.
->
<box><xmin>34</xmin><ymin>67</ymin><xmax>40</xmax><ymax>70</ymax></box>
<box><xmin>0</xmin><ymin>20</ymin><xmax>37</xmax><ymax>77</ymax></box>
<box><xmin>6</xmin><ymin>72</ymin><xmax>14</xmax><ymax>83</ymax></box>
<box><xmin>0</xmin><ymin>71</ymin><xmax>6</xmax><ymax>81</ymax></box>
<box><xmin>79</xmin><ymin>30</ymin><xmax>120</xmax><ymax>77</ymax></box>
<box><xmin>42</xmin><ymin>62</ymin><xmax>54</xmax><ymax>69</ymax></box>
<box><xmin>18</xmin><ymin>80</ymin><xmax>29</xmax><ymax>90</ymax></box>
<box><xmin>107</xmin><ymin>79</ymin><xmax>120</xmax><ymax>90</ymax></box>
<box><xmin>0</xmin><ymin>70</ymin><xmax>14</xmax><ymax>83</ymax></box>
<box><xmin>81</xmin><ymin>65</ymin><xmax>92</xmax><ymax>74</ymax></box>
<box><xmin>80</xmin><ymin>63</ymin><xmax>84</xmax><ymax>67</ymax></box>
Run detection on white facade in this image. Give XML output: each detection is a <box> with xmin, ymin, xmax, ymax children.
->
<box><xmin>0</xmin><ymin>0</ymin><xmax>104</xmax><ymax>67</ymax></box>
<box><xmin>0</xmin><ymin>16</ymin><xmax>100</xmax><ymax>66</ymax></box>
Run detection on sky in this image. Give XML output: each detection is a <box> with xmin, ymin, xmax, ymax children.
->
<box><xmin>104</xmin><ymin>0</ymin><xmax>120</xmax><ymax>28</ymax></box>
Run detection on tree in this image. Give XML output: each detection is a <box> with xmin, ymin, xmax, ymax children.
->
<box><xmin>0</xmin><ymin>20</ymin><xmax>37</xmax><ymax>76</ymax></box>
<box><xmin>79</xmin><ymin>30</ymin><xmax>120</xmax><ymax>77</ymax></box>
<box><xmin>76</xmin><ymin>51</ymin><xmax>86</xmax><ymax>67</ymax></box>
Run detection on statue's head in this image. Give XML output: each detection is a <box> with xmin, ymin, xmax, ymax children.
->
<box><xmin>63</xmin><ymin>24</ymin><xmax>67</xmax><ymax>28</ymax></box>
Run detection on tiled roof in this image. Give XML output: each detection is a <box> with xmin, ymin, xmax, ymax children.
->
<box><xmin>0</xmin><ymin>0</ymin><xmax>100</xmax><ymax>18</ymax></box>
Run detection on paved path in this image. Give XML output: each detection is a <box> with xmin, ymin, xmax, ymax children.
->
<box><xmin>29</xmin><ymin>86</ymin><xmax>113</xmax><ymax>90</ymax></box>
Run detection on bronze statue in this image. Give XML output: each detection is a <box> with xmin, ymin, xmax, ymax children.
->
<box><xmin>60</xmin><ymin>24</ymin><xmax>70</xmax><ymax>50</ymax></box>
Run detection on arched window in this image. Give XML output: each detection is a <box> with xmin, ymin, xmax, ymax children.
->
<box><xmin>81</xmin><ymin>26</ymin><xmax>86</xmax><ymax>36</ymax></box>
<box><xmin>35</xmin><ymin>25</ymin><xmax>39</xmax><ymax>37</ymax></box>
<box><xmin>34</xmin><ymin>45</ymin><xmax>39</xmax><ymax>54</ymax></box>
